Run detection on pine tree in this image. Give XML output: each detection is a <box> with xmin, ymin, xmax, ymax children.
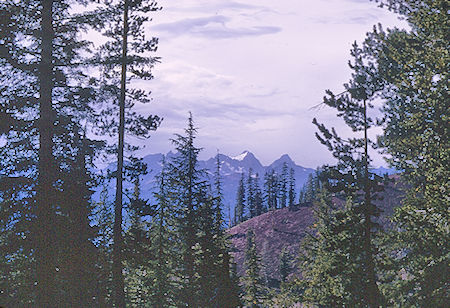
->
<box><xmin>242</xmin><ymin>229</ymin><xmax>266</xmax><ymax>307</ymax></box>
<box><xmin>235</xmin><ymin>173</ymin><xmax>246</xmax><ymax>224</ymax></box>
<box><xmin>308</xmin><ymin>39</ymin><xmax>385</xmax><ymax>306</ymax></box>
<box><xmin>365</xmin><ymin>1</ymin><xmax>449</xmax><ymax>305</ymax></box>
<box><xmin>212</xmin><ymin>152</ymin><xmax>242</xmax><ymax>307</ymax></box>
<box><xmin>299</xmin><ymin>190</ymin><xmax>368</xmax><ymax>306</ymax></box>
<box><xmin>254</xmin><ymin>173</ymin><xmax>264</xmax><ymax>216</ymax></box>
<box><xmin>264</xmin><ymin>169</ymin><xmax>278</xmax><ymax>211</ymax></box>
<box><xmin>92</xmin><ymin>185</ymin><xmax>115</xmax><ymax>307</ymax></box>
<box><xmin>214</xmin><ymin>152</ymin><xmax>225</xmax><ymax>231</ymax></box>
<box><xmin>0</xmin><ymin>1</ymin><xmax>104</xmax><ymax>305</ymax></box>
<box><xmin>288</xmin><ymin>168</ymin><xmax>296</xmax><ymax>207</ymax></box>
<box><xmin>90</xmin><ymin>1</ymin><xmax>162</xmax><ymax>305</ymax></box>
<box><xmin>279</xmin><ymin>163</ymin><xmax>288</xmax><ymax>208</ymax></box>
<box><xmin>167</xmin><ymin>114</ymin><xmax>204</xmax><ymax>306</ymax></box>
<box><xmin>279</xmin><ymin>247</ymin><xmax>291</xmax><ymax>283</ymax></box>
<box><xmin>167</xmin><ymin>113</ymin><xmax>230</xmax><ymax>306</ymax></box>
<box><xmin>148</xmin><ymin>157</ymin><xmax>177</xmax><ymax>307</ymax></box>
<box><xmin>299</xmin><ymin>170</ymin><xmax>322</xmax><ymax>204</ymax></box>
<box><xmin>123</xmin><ymin>172</ymin><xmax>154</xmax><ymax>307</ymax></box>
<box><xmin>58</xmin><ymin>133</ymin><xmax>99</xmax><ymax>307</ymax></box>
<box><xmin>247</xmin><ymin>168</ymin><xmax>256</xmax><ymax>218</ymax></box>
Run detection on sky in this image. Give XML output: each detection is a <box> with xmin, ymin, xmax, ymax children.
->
<box><xmin>131</xmin><ymin>0</ymin><xmax>408</xmax><ymax>168</ymax></box>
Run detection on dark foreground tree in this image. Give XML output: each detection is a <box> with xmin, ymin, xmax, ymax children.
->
<box><xmin>167</xmin><ymin>114</ymin><xmax>240</xmax><ymax>307</ymax></box>
<box><xmin>301</xmin><ymin>40</ymin><xmax>385</xmax><ymax>307</ymax></box>
<box><xmin>366</xmin><ymin>1</ymin><xmax>449</xmax><ymax>305</ymax></box>
<box><xmin>0</xmin><ymin>1</ymin><xmax>103</xmax><ymax>306</ymax></box>
<box><xmin>90</xmin><ymin>0</ymin><xmax>162</xmax><ymax>305</ymax></box>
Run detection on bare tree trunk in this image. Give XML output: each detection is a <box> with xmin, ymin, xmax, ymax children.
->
<box><xmin>36</xmin><ymin>0</ymin><xmax>56</xmax><ymax>306</ymax></box>
<box><xmin>113</xmin><ymin>1</ymin><xmax>129</xmax><ymax>307</ymax></box>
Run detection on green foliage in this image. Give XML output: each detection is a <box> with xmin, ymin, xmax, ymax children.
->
<box><xmin>235</xmin><ymin>173</ymin><xmax>246</xmax><ymax>224</ymax></box>
<box><xmin>288</xmin><ymin>167</ymin><xmax>296</xmax><ymax>207</ymax></box>
<box><xmin>298</xmin><ymin>170</ymin><xmax>322</xmax><ymax>204</ymax></box>
<box><xmin>279</xmin><ymin>163</ymin><xmax>289</xmax><ymax>208</ymax></box>
<box><xmin>242</xmin><ymin>229</ymin><xmax>267</xmax><ymax>307</ymax></box>
<box><xmin>264</xmin><ymin>169</ymin><xmax>279</xmax><ymax>211</ymax></box>
<box><xmin>166</xmin><ymin>114</ymin><xmax>240</xmax><ymax>307</ymax></box>
<box><xmin>279</xmin><ymin>246</ymin><xmax>291</xmax><ymax>283</ymax></box>
<box><xmin>0</xmin><ymin>0</ymin><xmax>103</xmax><ymax>305</ymax></box>
<box><xmin>365</xmin><ymin>1</ymin><xmax>449</xmax><ymax>305</ymax></box>
<box><xmin>299</xmin><ymin>191</ymin><xmax>370</xmax><ymax>306</ymax></box>
<box><xmin>307</xmin><ymin>37</ymin><xmax>386</xmax><ymax>307</ymax></box>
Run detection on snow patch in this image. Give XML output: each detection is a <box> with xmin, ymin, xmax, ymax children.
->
<box><xmin>232</xmin><ymin>151</ymin><xmax>250</xmax><ymax>161</ymax></box>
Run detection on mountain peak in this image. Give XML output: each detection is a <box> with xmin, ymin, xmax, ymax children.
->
<box><xmin>270</xmin><ymin>154</ymin><xmax>294</xmax><ymax>167</ymax></box>
<box><xmin>232</xmin><ymin>150</ymin><xmax>252</xmax><ymax>161</ymax></box>
<box><xmin>279</xmin><ymin>154</ymin><xmax>293</xmax><ymax>163</ymax></box>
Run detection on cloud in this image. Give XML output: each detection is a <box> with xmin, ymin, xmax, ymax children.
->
<box><xmin>153</xmin><ymin>15</ymin><xmax>281</xmax><ymax>39</ymax></box>
<box><xmin>167</xmin><ymin>1</ymin><xmax>275</xmax><ymax>14</ymax></box>
<box><xmin>310</xmin><ymin>10</ymin><xmax>381</xmax><ymax>25</ymax></box>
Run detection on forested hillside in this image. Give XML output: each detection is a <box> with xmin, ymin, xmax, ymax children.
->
<box><xmin>0</xmin><ymin>0</ymin><xmax>448</xmax><ymax>307</ymax></box>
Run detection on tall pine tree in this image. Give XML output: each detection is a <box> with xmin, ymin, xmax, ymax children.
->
<box><xmin>306</xmin><ymin>40</ymin><xmax>385</xmax><ymax>306</ymax></box>
<box><xmin>90</xmin><ymin>0</ymin><xmax>162</xmax><ymax>305</ymax></box>
<box><xmin>0</xmin><ymin>1</ymin><xmax>104</xmax><ymax>305</ymax></box>
<box><xmin>365</xmin><ymin>1</ymin><xmax>449</xmax><ymax>305</ymax></box>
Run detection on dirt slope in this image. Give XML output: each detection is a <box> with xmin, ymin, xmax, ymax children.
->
<box><xmin>228</xmin><ymin>176</ymin><xmax>405</xmax><ymax>286</ymax></box>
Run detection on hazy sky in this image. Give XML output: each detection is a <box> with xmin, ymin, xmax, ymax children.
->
<box><xmin>133</xmin><ymin>0</ymin><xmax>407</xmax><ymax>168</ymax></box>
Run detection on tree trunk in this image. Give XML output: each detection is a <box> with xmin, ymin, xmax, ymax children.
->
<box><xmin>363</xmin><ymin>99</ymin><xmax>382</xmax><ymax>307</ymax></box>
<box><xmin>113</xmin><ymin>1</ymin><xmax>129</xmax><ymax>307</ymax></box>
<box><xmin>36</xmin><ymin>0</ymin><xmax>56</xmax><ymax>306</ymax></box>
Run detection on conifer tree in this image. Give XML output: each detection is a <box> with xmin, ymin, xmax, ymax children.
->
<box><xmin>91</xmin><ymin>1</ymin><xmax>162</xmax><ymax>305</ymax></box>
<box><xmin>148</xmin><ymin>157</ymin><xmax>177</xmax><ymax>307</ymax></box>
<box><xmin>264</xmin><ymin>169</ymin><xmax>278</xmax><ymax>210</ymax></box>
<box><xmin>288</xmin><ymin>168</ymin><xmax>296</xmax><ymax>207</ymax></box>
<box><xmin>58</xmin><ymin>133</ymin><xmax>99</xmax><ymax>307</ymax></box>
<box><xmin>92</xmin><ymin>185</ymin><xmax>115</xmax><ymax>307</ymax></box>
<box><xmin>235</xmin><ymin>173</ymin><xmax>246</xmax><ymax>224</ymax></box>
<box><xmin>0</xmin><ymin>1</ymin><xmax>104</xmax><ymax>305</ymax></box>
<box><xmin>365</xmin><ymin>1</ymin><xmax>449</xmax><ymax>305</ymax></box>
<box><xmin>211</xmin><ymin>152</ymin><xmax>242</xmax><ymax>307</ymax></box>
<box><xmin>254</xmin><ymin>173</ymin><xmax>264</xmax><ymax>216</ymax></box>
<box><xmin>167</xmin><ymin>114</ymin><xmax>204</xmax><ymax>306</ymax></box>
<box><xmin>299</xmin><ymin>171</ymin><xmax>321</xmax><ymax>204</ymax></box>
<box><xmin>247</xmin><ymin>168</ymin><xmax>256</xmax><ymax>218</ymax></box>
<box><xmin>242</xmin><ymin>229</ymin><xmax>266</xmax><ymax>307</ymax></box>
<box><xmin>308</xmin><ymin>40</ymin><xmax>385</xmax><ymax>306</ymax></box>
<box><xmin>279</xmin><ymin>163</ymin><xmax>289</xmax><ymax>208</ymax></box>
<box><xmin>214</xmin><ymin>153</ymin><xmax>225</xmax><ymax>231</ymax></box>
<box><xmin>123</xmin><ymin>172</ymin><xmax>154</xmax><ymax>307</ymax></box>
<box><xmin>167</xmin><ymin>113</ymin><xmax>233</xmax><ymax>306</ymax></box>
<box><xmin>299</xmin><ymin>190</ymin><xmax>369</xmax><ymax>306</ymax></box>
<box><xmin>279</xmin><ymin>247</ymin><xmax>291</xmax><ymax>283</ymax></box>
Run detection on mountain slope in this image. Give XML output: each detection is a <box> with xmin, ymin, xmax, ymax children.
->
<box><xmin>228</xmin><ymin>176</ymin><xmax>405</xmax><ymax>286</ymax></box>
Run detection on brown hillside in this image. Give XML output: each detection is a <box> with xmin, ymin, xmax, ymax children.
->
<box><xmin>228</xmin><ymin>176</ymin><xmax>405</xmax><ymax>286</ymax></box>
<box><xmin>229</xmin><ymin>205</ymin><xmax>313</xmax><ymax>285</ymax></box>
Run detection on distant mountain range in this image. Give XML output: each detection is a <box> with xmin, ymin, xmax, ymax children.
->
<box><xmin>98</xmin><ymin>151</ymin><xmax>396</xmax><ymax>221</ymax></box>
<box><xmin>136</xmin><ymin>151</ymin><xmax>315</xmax><ymax>218</ymax></box>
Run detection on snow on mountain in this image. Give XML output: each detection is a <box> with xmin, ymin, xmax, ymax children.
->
<box><xmin>231</xmin><ymin>150</ymin><xmax>250</xmax><ymax>161</ymax></box>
